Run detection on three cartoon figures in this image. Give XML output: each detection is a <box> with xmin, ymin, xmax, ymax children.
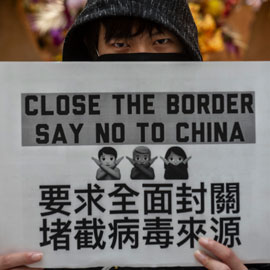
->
<box><xmin>92</xmin><ymin>146</ymin><xmax>191</xmax><ymax>180</ymax></box>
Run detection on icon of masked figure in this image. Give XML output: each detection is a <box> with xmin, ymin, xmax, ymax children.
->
<box><xmin>127</xmin><ymin>146</ymin><xmax>157</xmax><ymax>180</ymax></box>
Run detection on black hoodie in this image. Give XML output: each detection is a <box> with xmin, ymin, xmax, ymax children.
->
<box><xmin>61</xmin><ymin>0</ymin><xmax>269</xmax><ymax>269</ymax></box>
<box><xmin>63</xmin><ymin>0</ymin><xmax>202</xmax><ymax>61</ymax></box>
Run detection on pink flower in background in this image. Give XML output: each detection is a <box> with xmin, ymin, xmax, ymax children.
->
<box><xmin>66</xmin><ymin>0</ymin><xmax>86</xmax><ymax>10</ymax></box>
<box><xmin>246</xmin><ymin>0</ymin><xmax>265</xmax><ymax>10</ymax></box>
<box><xmin>50</xmin><ymin>28</ymin><xmax>65</xmax><ymax>46</ymax></box>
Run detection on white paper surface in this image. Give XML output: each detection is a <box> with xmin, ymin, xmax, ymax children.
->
<box><xmin>0</xmin><ymin>62</ymin><xmax>269</xmax><ymax>268</ymax></box>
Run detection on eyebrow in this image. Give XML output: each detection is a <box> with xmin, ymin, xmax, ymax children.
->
<box><xmin>107</xmin><ymin>31</ymin><xmax>167</xmax><ymax>42</ymax></box>
<box><xmin>151</xmin><ymin>30</ymin><xmax>167</xmax><ymax>36</ymax></box>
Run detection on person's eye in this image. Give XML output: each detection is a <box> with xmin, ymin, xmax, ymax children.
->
<box><xmin>110</xmin><ymin>157</ymin><xmax>114</xmax><ymax>161</ymax></box>
<box><xmin>102</xmin><ymin>157</ymin><xmax>106</xmax><ymax>161</ymax></box>
<box><xmin>170</xmin><ymin>158</ymin><xmax>174</xmax><ymax>161</ymax></box>
<box><xmin>113</xmin><ymin>42</ymin><xmax>129</xmax><ymax>48</ymax></box>
<box><xmin>154</xmin><ymin>38</ymin><xmax>170</xmax><ymax>45</ymax></box>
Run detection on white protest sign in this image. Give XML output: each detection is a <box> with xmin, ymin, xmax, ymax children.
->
<box><xmin>0</xmin><ymin>62</ymin><xmax>269</xmax><ymax>268</ymax></box>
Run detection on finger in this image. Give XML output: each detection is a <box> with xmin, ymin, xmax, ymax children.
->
<box><xmin>160</xmin><ymin>157</ymin><xmax>166</xmax><ymax>163</ymax></box>
<box><xmin>117</xmin><ymin>157</ymin><xmax>124</xmax><ymax>163</ymax></box>
<box><xmin>92</xmin><ymin>158</ymin><xmax>100</xmax><ymax>165</ymax></box>
<box><xmin>183</xmin><ymin>158</ymin><xmax>188</xmax><ymax>164</ymax></box>
<box><xmin>194</xmin><ymin>250</ymin><xmax>231</xmax><ymax>270</ymax></box>
<box><xmin>0</xmin><ymin>253</ymin><xmax>43</xmax><ymax>270</ymax></box>
<box><xmin>198</xmin><ymin>238</ymin><xmax>247</xmax><ymax>270</ymax></box>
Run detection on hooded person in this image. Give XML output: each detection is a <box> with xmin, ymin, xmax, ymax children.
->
<box><xmin>63</xmin><ymin>0</ymin><xmax>202</xmax><ymax>62</ymax></box>
<box><xmin>60</xmin><ymin>1</ymin><xmax>269</xmax><ymax>270</ymax></box>
<box><xmin>0</xmin><ymin>3</ymin><xmax>267</xmax><ymax>270</ymax></box>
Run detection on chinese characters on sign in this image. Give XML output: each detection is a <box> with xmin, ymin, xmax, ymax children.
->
<box><xmin>39</xmin><ymin>182</ymin><xmax>241</xmax><ymax>251</ymax></box>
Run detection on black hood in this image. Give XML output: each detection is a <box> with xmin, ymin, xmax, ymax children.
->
<box><xmin>63</xmin><ymin>0</ymin><xmax>202</xmax><ymax>61</ymax></box>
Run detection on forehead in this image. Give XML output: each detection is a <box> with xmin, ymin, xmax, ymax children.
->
<box><xmin>100</xmin><ymin>16</ymin><xmax>174</xmax><ymax>40</ymax></box>
<box><xmin>101</xmin><ymin>153</ymin><xmax>114</xmax><ymax>157</ymax></box>
<box><xmin>169</xmin><ymin>152</ymin><xmax>180</xmax><ymax>157</ymax></box>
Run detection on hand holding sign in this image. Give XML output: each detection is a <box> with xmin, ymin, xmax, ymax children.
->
<box><xmin>0</xmin><ymin>252</ymin><xmax>43</xmax><ymax>270</ymax></box>
<box><xmin>195</xmin><ymin>238</ymin><xmax>247</xmax><ymax>270</ymax></box>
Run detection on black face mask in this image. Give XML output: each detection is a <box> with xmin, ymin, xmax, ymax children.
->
<box><xmin>96</xmin><ymin>53</ymin><xmax>194</xmax><ymax>61</ymax></box>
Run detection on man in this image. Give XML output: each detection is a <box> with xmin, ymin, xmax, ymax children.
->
<box><xmin>127</xmin><ymin>146</ymin><xmax>156</xmax><ymax>179</ymax></box>
<box><xmin>0</xmin><ymin>0</ymin><xmax>268</xmax><ymax>270</ymax></box>
<box><xmin>63</xmin><ymin>2</ymin><xmax>268</xmax><ymax>269</ymax></box>
<box><xmin>92</xmin><ymin>147</ymin><xmax>123</xmax><ymax>180</ymax></box>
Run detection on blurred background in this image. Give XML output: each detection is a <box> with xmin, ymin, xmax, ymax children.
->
<box><xmin>0</xmin><ymin>0</ymin><xmax>269</xmax><ymax>61</ymax></box>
